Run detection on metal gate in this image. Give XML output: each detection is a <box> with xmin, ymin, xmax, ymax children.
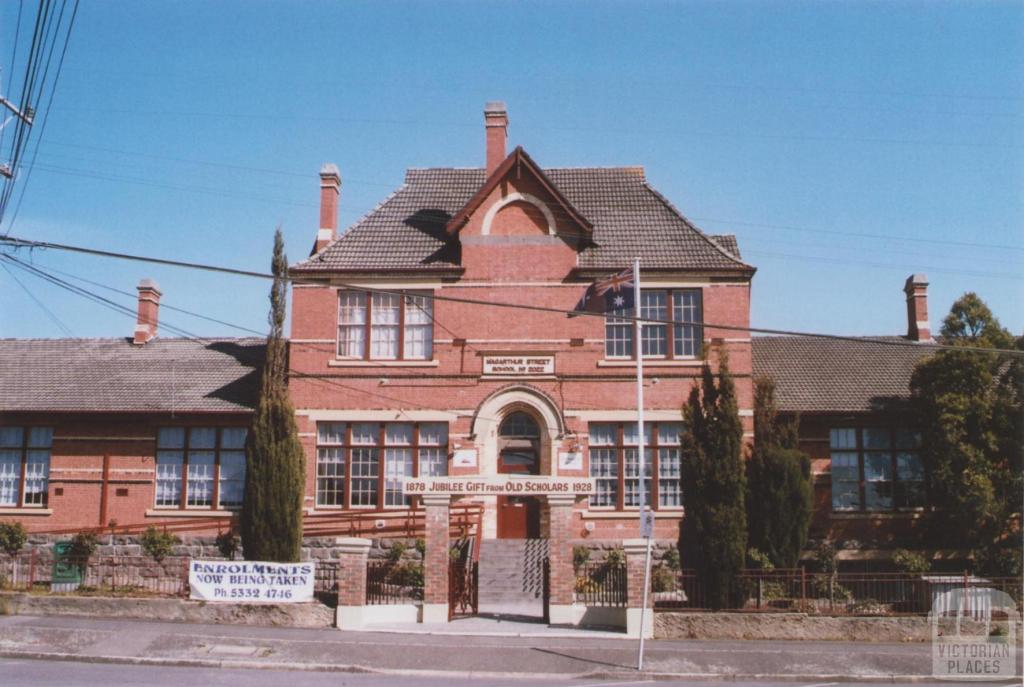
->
<box><xmin>448</xmin><ymin>559</ymin><xmax>478</xmax><ymax>619</ymax></box>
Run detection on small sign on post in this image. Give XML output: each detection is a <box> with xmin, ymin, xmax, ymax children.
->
<box><xmin>640</xmin><ymin>507</ymin><xmax>654</xmax><ymax>538</ymax></box>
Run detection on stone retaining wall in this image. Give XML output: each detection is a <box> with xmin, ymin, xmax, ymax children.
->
<box><xmin>655</xmin><ymin>611</ymin><xmax>1022</xmax><ymax>642</ymax></box>
<box><xmin>0</xmin><ymin>592</ymin><xmax>335</xmax><ymax>628</ymax></box>
<box><xmin>17</xmin><ymin>534</ymin><xmax>420</xmax><ymax>562</ymax></box>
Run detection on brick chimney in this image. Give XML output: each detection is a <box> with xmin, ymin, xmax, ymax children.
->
<box><xmin>133</xmin><ymin>279</ymin><xmax>162</xmax><ymax>345</ymax></box>
<box><xmin>903</xmin><ymin>273</ymin><xmax>930</xmax><ymax>341</ymax></box>
<box><xmin>316</xmin><ymin>163</ymin><xmax>342</xmax><ymax>252</ymax></box>
<box><xmin>484</xmin><ymin>101</ymin><xmax>508</xmax><ymax>176</ymax></box>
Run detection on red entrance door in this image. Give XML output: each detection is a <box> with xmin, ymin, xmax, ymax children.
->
<box><xmin>497</xmin><ymin>448</ymin><xmax>540</xmax><ymax>538</ymax></box>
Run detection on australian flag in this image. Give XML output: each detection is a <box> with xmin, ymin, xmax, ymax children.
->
<box><xmin>571</xmin><ymin>268</ymin><xmax>635</xmax><ymax>316</ymax></box>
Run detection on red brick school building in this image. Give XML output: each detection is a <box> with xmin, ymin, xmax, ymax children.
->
<box><xmin>1</xmin><ymin>103</ymin><xmax>944</xmax><ymax>628</ymax></box>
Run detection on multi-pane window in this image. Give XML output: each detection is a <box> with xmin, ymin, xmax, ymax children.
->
<box><xmin>587</xmin><ymin>422</ymin><xmax>683</xmax><ymax>510</ymax></box>
<box><xmin>337</xmin><ymin>290</ymin><xmax>433</xmax><ymax>360</ymax></box>
<box><xmin>337</xmin><ymin>291</ymin><xmax>367</xmax><ymax>358</ymax></box>
<box><xmin>829</xmin><ymin>427</ymin><xmax>925</xmax><ymax>512</ymax></box>
<box><xmin>0</xmin><ymin>426</ymin><xmax>53</xmax><ymax>508</ymax></box>
<box><xmin>155</xmin><ymin>427</ymin><xmax>248</xmax><ymax>510</ymax></box>
<box><xmin>315</xmin><ymin>421</ymin><xmax>449</xmax><ymax>509</ymax></box>
<box><xmin>605</xmin><ymin>289</ymin><xmax>702</xmax><ymax>359</ymax></box>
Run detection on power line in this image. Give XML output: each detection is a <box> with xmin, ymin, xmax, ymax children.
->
<box><xmin>0</xmin><ymin>257</ymin><xmax>74</xmax><ymax>336</ymax></box>
<box><xmin>4</xmin><ymin>0</ymin><xmax>79</xmax><ymax>234</ymax></box>
<box><xmin>3</xmin><ymin>233</ymin><xmax>1021</xmax><ymax>357</ymax></box>
<box><xmin>13</xmin><ymin>150</ymin><xmax>1024</xmax><ymax>263</ymax></box>
<box><xmin>0</xmin><ymin>252</ymin><xmax>206</xmax><ymax>340</ymax></box>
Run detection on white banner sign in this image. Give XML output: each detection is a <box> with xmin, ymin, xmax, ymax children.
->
<box><xmin>482</xmin><ymin>355</ymin><xmax>555</xmax><ymax>376</ymax></box>
<box><xmin>402</xmin><ymin>476</ymin><xmax>595</xmax><ymax>496</ymax></box>
<box><xmin>189</xmin><ymin>560</ymin><xmax>315</xmax><ymax>603</ymax></box>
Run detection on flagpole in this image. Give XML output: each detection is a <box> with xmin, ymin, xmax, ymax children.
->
<box><xmin>634</xmin><ymin>257</ymin><xmax>653</xmax><ymax>670</ymax></box>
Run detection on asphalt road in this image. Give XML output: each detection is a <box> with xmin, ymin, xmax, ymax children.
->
<box><xmin>1</xmin><ymin>615</ymin><xmax>1020</xmax><ymax>683</ymax></box>
<box><xmin>4</xmin><ymin>658</ymin><xmax>1018</xmax><ymax>687</ymax></box>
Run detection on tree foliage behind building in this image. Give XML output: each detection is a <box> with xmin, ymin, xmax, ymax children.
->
<box><xmin>910</xmin><ymin>293</ymin><xmax>1023</xmax><ymax>576</ymax></box>
<box><xmin>746</xmin><ymin>376</ymin><xmax>813</xmax><ymax>569</ymax></box>
<box><xmin>679</xmin><ymin>354</ymin><xmax>747</xmax><ymax>609</ymax></box>
<box><xmin>241</xmin><ymin>229</ymin><xmax>306</xmax><ymax>563</ymax></box>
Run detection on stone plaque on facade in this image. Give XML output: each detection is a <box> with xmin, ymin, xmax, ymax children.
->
<box><xmin>402</xmin><ymin>475</ymin><xmax>594</xmax><ymax>496</ymax></box>
<box><xmin>482</xmin><ymin>355</ymin><xmax>554</xmax><ymax>377</ymax></box>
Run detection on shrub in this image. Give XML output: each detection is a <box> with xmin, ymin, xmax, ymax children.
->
<box><xmin>892</xmin><ymin>549</ymin><xmax>930</xmax><ymax>575</ymax></box>
<box><xmin>651</xmin><ymin>565</ymin><xmax>677</xmax><ymax>593</ymax></box>
<box><xmin>746</xmin><ymin>547</ymin><xmax>775</xmax><ymax>571</ymax></box>
<box><xmin>386</xmin><ymin>541</ymin><xmax>408</xmax><ymax>564</ymax></box>
<box><xmin>139</xmin><ymin>527</ymin><xmax>180</xmax><ymax>563</ymax></box>
<box><xmin>660</xmin><ymin>545</ymin><xmax>681</xmax><ymax>571</ymax></box>
<box><xmin>0</xmin><ymin>521</ymin><xmax>28</xmax><ymax>557</ymax></box>
<box><xmin>414</xmin><ymin>538</ymin><xmax>426</xmax><ymax>558</ymax></box>
<box><xmin>68</xmin><ymin>532</ymin><xmax>99</xmax><ymax>561</ymax></box>
<box><xmin>215</xmin><ymin>531</ymin><xmax>239</xmax><ymax>560</ymax></box>
<box><xmin>573</xmin><ymin>545</ymin><xmax>591</xmax><ymax>571</ymax></box>
<box><xmin>813</xmin><ymin>540</ymin><xmax>838</xmax><ymax>574</ymax></box>
<box><xmin>604</xmin><ymin>548</ymin><xmax>625</xmax><ymax>567</ymax></box>
<box><xmin>574</xmin><ymin>576</ymin><xmax>600</xmax><ymax>595</ymax></box>
<box><xmin>387</xmin><ymin>560</ymin><xmax>423</xmax><ymax>589</ymax></box>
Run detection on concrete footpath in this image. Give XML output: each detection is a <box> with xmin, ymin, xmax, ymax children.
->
<box><xmin>0</xmin><ymin>614</ymin><xmax>988</xmax><ymax>682</ymax></box>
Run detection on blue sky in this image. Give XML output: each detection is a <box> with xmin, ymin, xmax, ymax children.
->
<box><xmin>1</xmin><ymin>1</ymin><xmax>1021</xmax><ymax>340</ymax></box>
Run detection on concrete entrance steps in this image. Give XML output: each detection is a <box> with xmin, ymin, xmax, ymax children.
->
<box><xmin>477</xmin><ymin>538</ymin><xmax>548</xmax><ymax>606</ymax></box>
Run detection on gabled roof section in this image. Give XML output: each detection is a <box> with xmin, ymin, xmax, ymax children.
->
<box><xmin>292</xmin><ymin>166</ymin><xmax>754</xmax><ymax>274</ymax></box>
<box><xmin>445</xmin><ymin>146</ymin><xmax>593</xmax><ymax>236</ymax></box>
<box><xmin>0</xmin><ymin>337</ymin><xmax>264</xmax><ymax>413</ymax></box>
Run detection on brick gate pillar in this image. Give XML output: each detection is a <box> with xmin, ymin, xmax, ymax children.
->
<box><xmin>335</xmin><ymin>537</ymin><xmax>371</xmax><ymax>630</ymax></box>
<box><xmin>422</xmin><ymin>494</ymin><xmax>451</xmax><ymax>623</ymax></box>
<box><xmin>623</xmin><ymin>538</ymin><xmax>654</xmax><ymax>638</ymax></box>
<box><xmin>545</xmin><ymin>494</ymin><xmax>576</xmax><ymax>625</ymax></box>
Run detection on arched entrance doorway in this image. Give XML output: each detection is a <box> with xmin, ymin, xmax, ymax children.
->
<box><xmin>496</xmin><ymin>410</ymin><xmax>542</xmax><ymax>538</ymax></box>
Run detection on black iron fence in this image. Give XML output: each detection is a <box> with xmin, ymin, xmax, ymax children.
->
<box><xmin>0</xmin><ymin>552</ymin><xmax>190</xmax><ymax>596</ymax></box>
<box><xmin>366</xmin><ymin>559</ymin><xmax>423</xmax><ymax>605</ymax></box>
<box><xmin>574</xmin><ymin>561</ymin><xmax>627</xmax><ymax>607</ymax></box>
<box><xmin>654</xmin><ymin>569</ymin><xmax>1023</xmax><ymax>617</ymax></box>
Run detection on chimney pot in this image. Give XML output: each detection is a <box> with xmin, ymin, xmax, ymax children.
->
<box><xmin>484</xmin><ymin>101</ymin><xmax>508</xmax><ymax>176</ymax></box>
<box><xmin>316</xmin><ymin>163</ymin><xmax>342</xmax><ymax>253</ymax></box>
<box><xmin>133</xmin><ymin>279</ymin><xmax>162</xmax><ymax>345</ymax></box>
<box><xmin>903</xmin><ymin>273</ymin><xmax>930</xmax><ymax>342</ymax></box>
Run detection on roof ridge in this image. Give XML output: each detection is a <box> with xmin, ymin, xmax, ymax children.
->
<box><xmin>404</xmin><ymin>165</ymin><xmax>647</xmax><ymax>172</ymax></box>
<box><xmin>640</xmin><ymin>180</ymin><xmax>752</xmax><ymax>269</ymax></box>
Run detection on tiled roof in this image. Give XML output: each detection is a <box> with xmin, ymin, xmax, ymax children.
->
<box><xmin>709</xmin><ymin>234</ymin><xmax>740</xmax><ymax>259</ymax></box>
<box><xmin>0</xmin><ymin>338</ymin><xmax>265</xmax><ymax>413</ymax></box>
<box><xmin>293</xmin><ymin>167</ymin><xmax>752</xmax><ymax>273</ymax></box>
<box><xmin>752</xmin><ymin>336</ymin><xmax>934</xmax><ymax>413</ymax></box>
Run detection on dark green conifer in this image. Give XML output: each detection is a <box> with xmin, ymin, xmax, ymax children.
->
<box><xmin>746</xmin><ymin>377</ymin><xmax>813</xmax><ymax>569</ymax></box>
<box><xmin>241</xmin><ymin>229</ymin><xmax>305</xmax><ymax>562</ymax></box>
<box><xmin>679</xmin><ymin>353</ymin><xmax>747</xmax><ymax>609</ymax></box>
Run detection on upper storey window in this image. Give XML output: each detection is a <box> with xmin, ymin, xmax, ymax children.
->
<box><xmin>606</xmin><ymin>289</ymin><xmax>702</xmax><ymax>360</ymax></box>
<box><xmin>337</xmin><ymin>290</ymin><xmax>433</xmax><ymax>360</ymax></box>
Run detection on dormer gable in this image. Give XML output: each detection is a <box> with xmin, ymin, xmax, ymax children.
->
<box><xmin>446</xmin><ymin>146</ymin><xmax>593</xmax><ymax>241</ymax></box>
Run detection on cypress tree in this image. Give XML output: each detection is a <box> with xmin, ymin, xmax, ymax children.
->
<box><xmin>241</xmin><ymin>229</ymin><xmax>305</xmax><ymax>562</ymax></box>
<box><xmin>746</xmin><ymin>377</ymin><xmax>813</xmax><ymax>569</ymax></box>
<box><xmin>679</xmin><ymin>353</ymin><xmax>747</xmax><ymax>609</ymax></box>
